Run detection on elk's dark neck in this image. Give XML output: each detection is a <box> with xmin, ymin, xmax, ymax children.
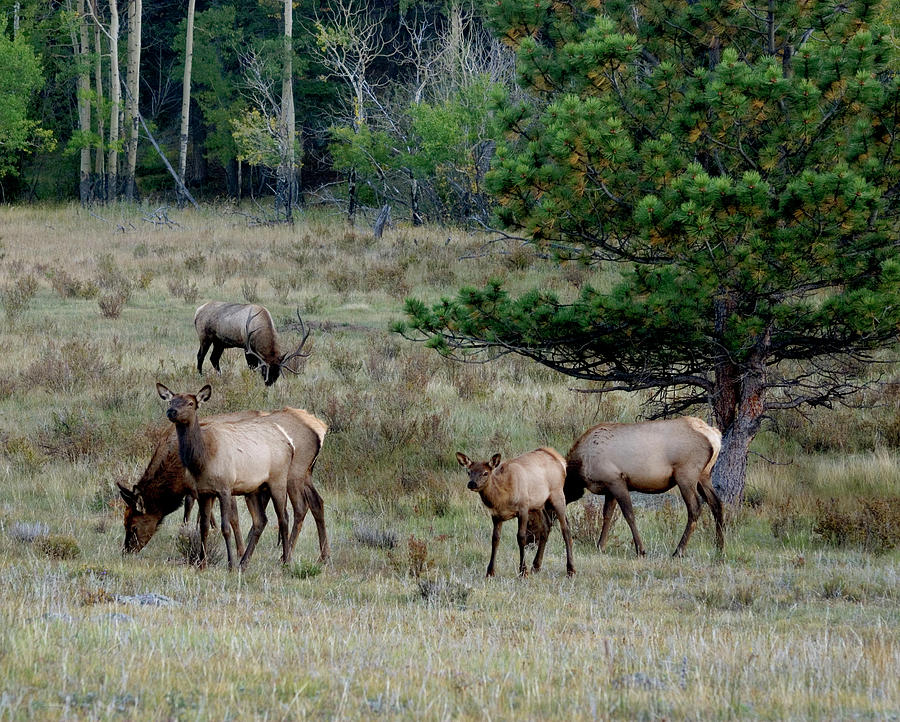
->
<box><xmin>174</xmin><ymin>417</ymin><xmax>207</xmax><ymax>478</ymax></box>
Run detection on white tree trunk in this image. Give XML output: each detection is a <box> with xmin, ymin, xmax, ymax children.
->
<box><xmin>107</xmin><ymin>0</ymin><xmax>120</xmax><ymax>201</ymax></box>
<box><xmin>92</xmin><ymin>5</ymin><xmax>105</xmax><ymax>192</ymax></box>
<box><xmin>124</xmin><ymin>0</ymin><xmax>141</xmax><ymax>201</ymax></box>
<box><xmin>76</xmin><ymin>0</ymin><xmax>92</xmax><ymax>203</ymax></box>
<box><xmin>276</xmin><ymin>0</ymin><xmax>295</xmax><ymax>222</ymax></box>
<box><xmin>177</xmin><ymin>0</ymin><xmax>195</xmax><ymax>207</ymax></box>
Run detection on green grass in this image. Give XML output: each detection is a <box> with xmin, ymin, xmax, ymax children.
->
<box><xmin>0</xmin><ymin>203</ymin><xmax>897</xmax><ymax>720</ymax></box>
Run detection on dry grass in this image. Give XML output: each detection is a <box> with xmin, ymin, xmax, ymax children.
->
<box><xmin>0</xmin><ymin>203</ymin><xmax>897</xmax><ymax>721</ymax></box>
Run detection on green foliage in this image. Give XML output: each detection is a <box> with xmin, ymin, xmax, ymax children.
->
<box><xmin>0</xmin><ymin>27</ymin><xmax>55</xmax><ymax>178</ymax></box>
<box><xmin>402</xmin><ymin>2</ymin><xmax>900</xmax><ymax>497</ymax></box>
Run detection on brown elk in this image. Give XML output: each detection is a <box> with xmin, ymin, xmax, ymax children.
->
<box><xmin>564</xmin><ymin>416</ymin><xmax>725</xmax><ymax>557</ymax></box>
<box><xmin>457</xmin><ymin>447</ymin><xmax>575</xmax><ymax>578</ymax></box>
<box><xmin>155</xmin><ymin>382</ymin><xmax>297</xmax><ymax>570</ymax></box>
<box><xmin>194</xmin><ymin>301</ymin><xmax>310</xmax><ymax>386</ymax></box>
<box><xmin>118</xmin><ymin>411</ymin><xmax>329</xmax><ymax>563</ymax></box>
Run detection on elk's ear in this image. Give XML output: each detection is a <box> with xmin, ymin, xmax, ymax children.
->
<box><xmin>489</xmin><ymin>453</ymin><xmax>502</xmax><ymax>469</ymax></box>
<box><xmin>134</xmin><ymin>492</ymin><xmax>146</xmax><ymax>514</ymax></box>
<box><xmin>196</xmin><ymin>385</ymin><xmax>212</xmax><ymax>405</ymax></box>
<box><xmin>456</xmin><ymin>452</ymin><xmax>470</xmax><ymax>468</ymax></box>
<box><xmin>117</xmin><ymin>481</ymin><xmax>135</xmax><ymax>504</ymax></box>
<box><xmin>156</xmin><ymin>382</ymin><xmax>173</xmax><ymax>401</ymax></box>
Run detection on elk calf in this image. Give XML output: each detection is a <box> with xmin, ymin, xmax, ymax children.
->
<box><xmin>457</xmin><ymin>447</ymin><xmax>575</xmax><ymax>578</ymax></box>
<box><xmin>194</xmin><ymin>301</ymin><xmax>310</xmax><ymax>386</ymax></box>
<box><xmin>565</xmin><ymin>416</ymin><xmax>725</xmax><ymax>557</ymax></box>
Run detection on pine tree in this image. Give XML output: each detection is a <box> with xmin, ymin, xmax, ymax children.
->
<box><xmin>398</xmin><ymin>1</ymin><xmax>900</xmax><ymax>502</ymax></box>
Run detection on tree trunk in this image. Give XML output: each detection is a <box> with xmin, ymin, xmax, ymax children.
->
<box><xmin>276</xmin><ymin>0</ymin><xmax>295</xmax><ymax>223</ymax></box>
<box><xmin>177</xmin><ymin>0</ymin><xmax>195</xmax><ymax>208</ymax></box>
<box><xmin>347</xmin><ymin>167</ymin><xmax>357</xmax><ymax>221</ymax></box>
<box><xmin>92</xmin><ymin>5</ymin><xmax>105</xmax><ymax>199</ymax></box>
<box><xmin>76</xmin><ymin>0</ymin><xmax>92</xmax><ymax>204</ymax></box>
<box><xmin>410</xmin><ymin>176</ymin><xmax>422</xmax><ymax>226</ymax></box>
<box><xmin>711</xmin><ymin>344</ymin><xmax>768</xmax><ymax>505</ymax></box>
<box><xmin>124</xmin><ymin>0</ymin><xmax>141</xmax><ymax>201</ymax></box>
<box><xmin>107</xmin><ymin>0</ymin><xmax>120</xmax><ymax>201</ymax></box>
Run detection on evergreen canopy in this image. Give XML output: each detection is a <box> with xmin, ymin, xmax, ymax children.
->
<box><xmin>398</xmin><ymin>0</ymin><xmax>900</xmax><ymax>500</ymax></box>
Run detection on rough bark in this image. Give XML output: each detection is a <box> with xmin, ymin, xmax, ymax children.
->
<box><xmin>75</xmin><ymin>0</ymin><xmax>92</xmax><ymax>204</ymax></box>
<box><xmin>107</xmin><ymin>0</ymin><xmax>120</xmax><ymax>201</ymax></box>
<box><xmin>276</xmin><ymin>0</ymin><xmax>295</xmax><ymax>222</ymax></box>
<box><xmin>177</xmin><ymin>0</ymin><xmax>195</xmax><ymax>208</ymax></box>
<box><xmin>92</xmin><ymin>3</ymin><xmax>105</xmax><ymax>197</ymax></box>
<box><xmin>711</xmin><ymin>334</ymin><xmax>770</xmax><ymax>505</ymax></box>
<box><xmin>124</xmin><ymin>0</ymin><xmax>141</xmax><ymax>201</ymax></box>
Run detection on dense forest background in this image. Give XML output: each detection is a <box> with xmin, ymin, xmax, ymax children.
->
<box><xmin>0</xmin><ymin>0</ymin><xmax>506</xmax><ymax>225</ymax></box>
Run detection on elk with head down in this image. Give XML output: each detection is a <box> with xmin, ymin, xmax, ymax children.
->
<box><xmin>118</xmin><ymin>410</ymin><xmax>329</xmax><ymax>564</ymax></box>
<box><xmin>155</xmin><ymin>382</ymin><xmax>301</xmax><ymax>570</ymax></box>
<box><xmin>457</xmin><ymin>447</ymin><xmax>575</xmax><ymax>578</ymax></box>
<box><xmin>565</xmin><ymin>416</ymin><xmax>725</xmax><ymax>557</ymax></box>
<box><xmin>194</xmin><ymin>301</ymin><xmax>310</xmax><ymax>386</ymax></box>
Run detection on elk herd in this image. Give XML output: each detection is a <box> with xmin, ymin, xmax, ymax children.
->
<box><xmin>116</xmin><ymin>301</ymin><xmax>726</xmax><ymax>577</ymax></box>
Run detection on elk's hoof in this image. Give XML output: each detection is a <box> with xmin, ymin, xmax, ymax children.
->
<box><xmin>567</xmin><ymin>568</ymin><xmax>576</xmax><ymax>577</ymax></box>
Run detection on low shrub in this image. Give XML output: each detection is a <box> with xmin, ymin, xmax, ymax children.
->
<box><xmin>175</xmin><ymin>524</ymin><xmax>223</xmax><ymax>567</ymax></box>
<box><xmin>287</xmin><ymin>560</ymin><xmax>323</xmax><ymax>580</ymax></box>
<box><xmin>352</xmin><ymin>521</ymin><xmax>397</xmax><ymax>550</ymax></box>
<box><xmin>46</xmin><ymin>267</ymin><xmax>99</xmax><ymax>299</ymax></box>
<box><xmin>813</xmin><ymin>498</ymin><xmax>900</xmax><ymax>553</ymax></box>
<box><xmin>38</xmin><ymin>534</ymin><xmax>81</xmax><ymax>560</ymax></box>
<box><xmin>417</xmin><ymin>576</ymin><xmax>471</xmax><ymax>607</ymax></box>
<box><xmin>241</xmin><ymin>279</ymin><xmax>259</xmax><ymax>303</ymax></box>
<box><xmin>21</xmin><ymin>338</ymin><xmax>112</xmax><ymax>393</ymax></box>
<box><xmin>98</xmin><ymin>291</ymin><xmax>128</xmax><ymax>318</ymax></box>
<box><xmin>167</xmin><ymin>275</ymin><xmax>199</xmax><ymax>304</ymax></box>
<box><xmin>2</xmin><ymin>273</ymin><xmax>39</xmax><ymax>320</ymax></box>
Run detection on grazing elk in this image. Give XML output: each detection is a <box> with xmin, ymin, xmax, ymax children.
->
<box><xmin>194</xmin><ymin>301</ymin><xmax>310</xmax><ymax>386</ymax></box>
<box><xmin>118</xmin><ymin>411</ymin><xmax>329</xmax><ymax>564</ymax></box>
<box><xmin>457</xmin><ymin>448</ymin><xmax>575</xmax><ymax>578</ymax></box>
<box><xmin>565</xmin><ymin>416</ymin><xmax>725</xmax><ymax>557</ymax></box>
<box><xmin>155</xmin><ymin>382</ymin><xmax>296</xmax><ymax>570</ymax></box>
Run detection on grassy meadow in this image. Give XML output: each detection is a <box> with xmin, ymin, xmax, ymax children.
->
<box><xmin>0</xmin><ymin>203</ymin><xmax>897</xmax><ymax>721</ymax></box>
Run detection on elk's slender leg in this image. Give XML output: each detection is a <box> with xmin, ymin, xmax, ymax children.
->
<box><xmin>486</xmin><ymin>517</ymin><xmax>502</xmax><ymax>577</ymax></box>
<box><xmin>550</xmin><ymin>491</ymin><xmax>576</xmax><ymax>577</ymax></box>
<box><xmin>218</xmin><ymin>490</ymin><xmax>237</xmax><ymax>570</ymax></box>
<box><xmin>673</xmin><ymin>481</ymin><xmax>701</xmax><ymax>558</ymax></box>
<box><xmin>182</xmin><ymin>494</ymin><xmax>194</xmax><ymax>525</ymax></box>
<box><xmin>697</xmin><ymin>477</ymin><xmax>726</xmax><ymax>552</ymax></box>
<box><xmin>531</xmin><ymin>512</ymin><xmax>548</xmax><ymax>573</ymax></box>
<box><xmin>597</xmin><ymin>494</ymin><xmax>619</xmax><ymax>551</ymax></box>
<box><xmin>268</xmin><ymin>487</ymin><xmax>292</xmax><ymax>565</ymax></box>
<box><xmin>197</xmin><ymin>338</ymin><xmax>212</xmax><ymax>373</ymax></box>
<box><xmin>209</xmin><ymin>343</ymin><xmax>225</xmax><ymax>373</ymax></box>
<box><xmin>197</xmin><ymin>495</ymin><xmax>214</xmax><ymax>569</ymax></box>
<box><xmin>516</xmin><ymin>513</ymin><xmax>529</xmax><ymax>577</ymax></box>
<box><xmin>305</xmin><ymin>484</ymin><xmax>330</xmax><ymax>563</ymax></box>
<box><xmin>607</xmin><ymin>480</ymin><xmax>646</xmax><ymax>557</ymax></box>
<box><xmin>239</xmin><ymin>491</ymin><xmax>268</xmax><ymax>570</ymax></box>
<box><xmin>228</xmin><ymin>495</ymin><xmax>245</xmax><ymax>558</ymax></box>
<box><xmin>287</xmin><ymin>480</ymin><xmax>309</xmax><ymax>555</ymax></box>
